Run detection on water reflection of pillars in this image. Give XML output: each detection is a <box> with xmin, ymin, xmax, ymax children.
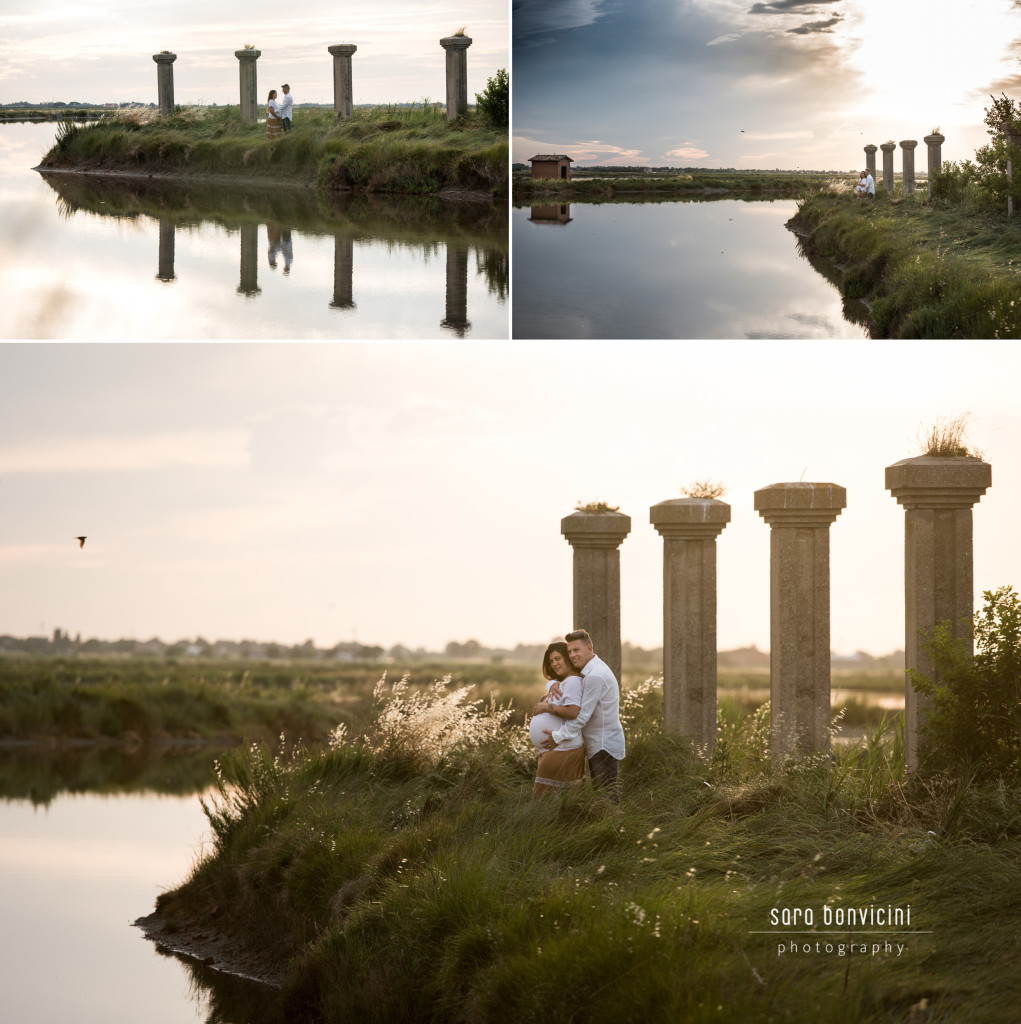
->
<box><xmin>156</xmin><ymin>217</ymin><xmax>176</xmax><ymax>282</ymax></box>
<box><xmin>880</xmin><ymin>142</ymin><xmax>896</xmax><ymax>193</ymax></box>
<box><xmin>235</xmin><ymin>49</ymin><xmax>261</xmax><ymax>123</ymax></box>
<box><xmin>440</xmin><ymin>35</ymin><xmax>472</xmax><ymax>121</ymax></box>
<box><xmin>864</xmin><ymin>144</ymin><xmax>877</xmax><ymax>180</ymax></box>
<box><xmin>328</xmin><ymin>44</ymin><xmax>357</xmax><ymax>119</ymax></box>
<box><xmin>900</xmin><ymin>139</ymin><xmax>917</xmax><ymax>194</ymax></box>
<box><xmin>924</xmin><ymin>133</ymin><xmax>945</xmax><ymax>197</ymax></box>
<box><xmin>152</xmin><ymin>53</ymin><xmax>176</xmax><ymax>117</ymax></box>
<box><xmin>329</xmin><ymin>234</ymin><xmax>356</xmax><ymax>310</ymax></box>
<box><xmin>237</xmin><ymin>222</ymin><xmax>261</xmax><ymax>297</ymax></box>
<box><xmin>440</xmin><ymin>242</ymin><xmax>471</xmax><ymax>335</ymax></box>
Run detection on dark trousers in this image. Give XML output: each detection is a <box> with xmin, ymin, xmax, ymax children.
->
<box><xmin>282</xmin><ymin>117</ymin><xmax>292</xmax><ymax>132</ymax></box>
<box><xmin>588</xmin><ymin>749</ymin><xmax>620</xmax><ymax>804</ymax></box>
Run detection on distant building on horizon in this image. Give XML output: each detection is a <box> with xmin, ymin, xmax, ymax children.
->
<box><xmin>529</xmin><ymin>154</ymin><xmax>573</xmax><ymax>180</ymax></box>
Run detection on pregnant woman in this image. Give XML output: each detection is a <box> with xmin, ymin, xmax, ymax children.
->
<box><xmin>529</xmin><ymin>641</ymin><xmax>585</xmax><ymax>798</ymax></box>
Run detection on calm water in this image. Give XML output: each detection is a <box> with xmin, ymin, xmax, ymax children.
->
<box><xmin>0</xmin><ymin>747</ymin><xmax>282</xmax><ymax>1024</ymax></box>
<box><xmin>1</xmin><ymin>123</ymin><xmax>508</xmax><ymax>339</ymax></box>
<box><xmin>512</xmin><ymin>198</ymin><xmax>869</xmax><ymax>339</ymax></box>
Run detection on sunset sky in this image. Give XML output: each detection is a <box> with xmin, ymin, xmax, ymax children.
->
<box><xmin>513</xmin><ymin>0</ymin><xmax>1021</xmax><ymax>170</ymax></box>
<box><xmin>2</xmin><ymin>342</ymin><xmax>1020</xmax><ymax>656</ymax></box>
<box><xmin>2</xmin><ymin>1</ymin><xmax>507</xmax><ymax>106</ymax></box>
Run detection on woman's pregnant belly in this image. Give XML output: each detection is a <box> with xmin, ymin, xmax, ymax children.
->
<box><xmin>529</xmin><ymin>711</ymin><xmax>582</xmax><ymax>750</ymax></box>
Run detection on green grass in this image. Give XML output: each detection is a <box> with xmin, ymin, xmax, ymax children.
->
<box><xmin>38</xmin><ymin>104</ymin><xmax>508</xmax><ymax>196</ymax></box>
<box><xmin>789</xmin><ymin>190</ymin><xmax>1021</xmax><ymax>338</ymax></box>
<box><xmin>150</xmin><ymin>683</ymin><xmax>1021</xmax><ymax>1023</ymax></box>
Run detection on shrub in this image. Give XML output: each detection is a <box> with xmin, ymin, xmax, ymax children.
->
<box><xmin>474</xmin><ymin>69</ymin><xmax>508</xmax><ymax>130</ymax></box>
<box><xmin>910</xmin><ymin>585</ymin><xmax>1021</xmax><ymax>779</ymax></box>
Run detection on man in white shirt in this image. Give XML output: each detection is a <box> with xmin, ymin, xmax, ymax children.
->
<box><xmin>542</xmin><ymin>628</ymin><xmax>625</xmax><ymax>803</ymax></box>
<box><xmin>279</xmin><ymin>83</ymin><xmax>294</xmax><ymax>132</ymax></box>
<box><xmin>865</xmin><ymin>170</ymin><xmax>875</xmax><ymax>198</ymax></box>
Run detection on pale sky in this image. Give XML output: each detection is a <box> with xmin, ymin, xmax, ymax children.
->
<box><xmin>513</xmin><ymin>0</ymin><xmax>1021</xmax><ymax>170</ymax></box>
<box><xmin>1</xmin><ymin>1</ymin><xmax>508</xmax><ymax>106</ymax></box>
<box><xmin>2</xmin><ymin>342</ymin><xmax>1020</xmax><ymax>656</ymax></box>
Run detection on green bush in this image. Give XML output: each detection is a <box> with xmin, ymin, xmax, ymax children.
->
<box><xmin>911</xmin><ymin>585</ymin><xmax>1021</xmax><ymax>778</ymax></box>
<box><xmin>474</xmin><ymin>69</ymin><xmax>508</xmax><ymax>130</ymax></box>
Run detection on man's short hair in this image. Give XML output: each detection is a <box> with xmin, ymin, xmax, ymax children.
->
<box><xmin>282</xmin><ymin>83</ymin><xmax>290</xmax><ymax>89</ymax></box>
<box><xmin>565</xmin><ymin>629</ymin><xmax>593</xmax><ymax>646</ymax></box>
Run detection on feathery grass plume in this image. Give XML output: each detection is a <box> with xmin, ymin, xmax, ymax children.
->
<box><xmin>574</xmin><ymin>500</ymin><xmax>620</xmax><ymax>512</ymax></box>
<box><xmin>918</xmin><ymin>414</ymin><xmax>983</xmax><ymax>458</ymax></box>
<box><xmin>452</xmin><ymin>26</ymin><xmax>467</xmax><ymax>36</ymax></box>
<box><xmin>681</xmin><ymin>479</ymin><xmax>726</xmax><ymax>499</ymax></box>
<box><xmin>243</xmin><ymin>42</ymin><xmax>256</xmax><ymax>49</ymax></box>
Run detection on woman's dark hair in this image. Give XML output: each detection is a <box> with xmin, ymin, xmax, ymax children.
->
<box><xmin>542</xmin><ymin>641</ymin><xmax>572</xmax><ymax>680</ymax></box>
<box><xmin>268</xmin><ymin>89</ymin><xmax>277</xmax><ymax>100</ymax></box>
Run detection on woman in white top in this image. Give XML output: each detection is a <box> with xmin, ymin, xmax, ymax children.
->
<box><xmin>855</xmin><ymin>170</ymin><xmax>868</xmax><ymax>198</ymax></box>
<box><xmin>266</xmin><ymin>90</ymin><xmax>282</xmax><ymax>141</ymax></box>
<box><xmin>529</xmin><ymin>641</ymin><xmax>585</xmax><ymax>798</ymax></box>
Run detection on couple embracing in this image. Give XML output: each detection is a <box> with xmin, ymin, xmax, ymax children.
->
<box><xmin>529</xmin><ymin>629</ymin><xmax>625</xmax><ymax>804</ymax></box>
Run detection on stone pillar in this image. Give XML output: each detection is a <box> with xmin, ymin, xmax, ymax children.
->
<box><xmin>880</xmin><ymin>142</ymin><xmax>896</xmax><ymax>193</ymax></box>
<box><xmin>1005</xmin><ymin>126</ymin><xmax>1020</xmax><ymax>217</ymax></box>
<box><xmin>328</xmin><ymin>44</ymin><xmax>357</xmax><ymax>119</ymax></box>
<box><xmin>156</xmin><ymin>217</ymin><xmax>176</xmax><ymax>282</ymax></box>
<box><xmin>754</xmin><ymin>483</ymin><xmax>846</xmax><ymax>757</ymax></box>
<box><xmin>235</xmin><ymin>49</ymin><xmax>261</xmax><ymax>124</ymax></box>
<box><xmin>885</xmin><ymin>456</ymin><xmax>992</xmax><ymax>768</ymax></box>
<box><xmin>924</xmin><ymin>133</ymin><xmax>945</xmax><ymax>197</ymax></box>
<box><xmin>900</xmin><ymin>140</ymin><xmax>917</xmax><ymax>194</ymax></box>
<box><xmin>152</xmin><ymin>53</ymin><xmax>176</xmax><ymax>117</ymax></box>
<box><xmin>329</xmin><ymin>234</ymin><xmax>355</xmax><ymax>309</ymax></box>
<box><xmin>864</xmin><ymin>144</ymin><xmax>877</xmax><ymax>180</ymax></box>
<box><xmin>237</xmin><ymin>222</ymin><xmax>261</xmax><ymax>297</ymax></box>
<box><xmin>439</xmin><ymin>35</ymin><xmax>472</xmax><ymax>122</ymax></box>
<box><xmin>650</xmin><ymin>498</ymin><xmax>731</xmax><ymax>747</ymax></box>
<box><xmin>561</xmin><ymin>510</ymin><xmax>631</xmax><ymax>683</ymax></box>
<box><xmin>440</xmin><ymin>242</ymin><xmax>470</xmax><ymax>336</ymax></box>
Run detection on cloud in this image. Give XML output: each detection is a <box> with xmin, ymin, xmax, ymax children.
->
<box><xmin>0</xmin><ymin>430</ymin><xmax>251</xmax><ymax>474</ymax></box>
<box><xmin>749</xmin><ymin>0</ymin><xmax>842</xmax><ymax>12</ymax></box>
<box><xmin>788</xmin><ymin>16</ymin><xmax>842</xmax><ymax>33</ymax></box>
<box><xmin>707</xmin><ymin>33</ymin><xmax>743</xmax><ymax>45</ymax></box>
<box><xmin>513</xmin><ymin>0</ymin><xmax>613</xmax><ymax>39</ymax></box>
<box><xmin>665</xmin><ymin>144</ymin><xmax>710</xmax><ymax>159</ymax></box>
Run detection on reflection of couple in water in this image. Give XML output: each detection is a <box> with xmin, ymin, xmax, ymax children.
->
<box><xmin>529</xmin><ymin>629</ymin><xmax>625</xmax><ymax>803</ymax></box>
<box><xmin>266</xmin><ymin>223</ymin><xmax>293</xmax><ymax>274</ymax></box>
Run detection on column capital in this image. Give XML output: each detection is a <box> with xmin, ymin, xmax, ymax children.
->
<box><xmin>864</xmin><ymin>143</ymin><xmax>878</xmax><ymax>154</ymax></box>
<box><xmin>885</xmin><ymin>455</ymin><xmax>991</xmax><ymax>510</ymax></box>
<box><xmin>650</xmin><ymin>498</ymin><xmax>730</xmax><ymax>540</ymax></box>
<box><xmin>153</xmin><ymin>52</ymin><xmax>177</xmax><ymax>64</ymax></box>
<box><xmin>440</xmin><ymin>35</ymin><xmax>473</xmax><ymax>50</ymax></box>
<box><xmin>754</xmin><ymin>482</ymin><xmax>846</xmax><ymax>528</ymax></box>
<box><xmin>235</xmin><ymin>49</ymin><xmax>261</xmax><ymax>61</ymax></box>
<box><xmin>923</xmin><ymin>133</ymin><xmax>945</xmax><ymax>146</ymax></box>
<box><xmin>899</xmin><ymin>139</ymin><xmax>918</xmax><ymax>150</ymax></box>
<box><xmin>561</xmin><ymin>510</ymin><xmax>631</xmax><ymax>549</ymax></box>
<box><xmin>328</xmin><ymin>43</ymin><xmax>358</xmax><ymax>57</ymax></box>
<box><xmin>880</xmin><ymin>141</ymin><xmax>897</xmax><ymax>152</ymax></box>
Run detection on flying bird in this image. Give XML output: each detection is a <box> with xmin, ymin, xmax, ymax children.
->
<box><xmin>76</xmin><ymin>536</ymin><xmax>87</xmax><ymax>548</ymax></box>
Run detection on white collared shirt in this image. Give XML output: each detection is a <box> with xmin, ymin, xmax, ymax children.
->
<box><xmin>279</xmin><ymin>92</ymin><xmax>294</xmax><ymax>118</ymax></box>
<box><xmin>551</xmin><ymin>654</ymin><xmax>626</xmax><ymax>760</ymax></box>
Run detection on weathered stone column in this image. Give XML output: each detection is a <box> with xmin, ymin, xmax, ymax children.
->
<box><xmin>864</xmin><ymin>144</ymin><xmax>877</xmax><ymax>180</ymax></box>
<box><xmin>439</xmin><ymin>35</ymin><xmax>472</xmax><ymax>121</ymax></box>
<box><xmin>235</xmin><ymin>49</ymin><xmax>261</xmax><ymax>124</ymax></box>
<box><xmin>561</xmin><ymin>509</ymin><xmax>631</xmax><ymax>682</ymax></box>
<box><xmin>881</xmin><ymin>142</ymin><xmax>896</xmax><ymax>193</ymax></box>
<box><xmin>237</xmin><ymin>222</ymin><xmax>261</xmax><ymax>297</ymax></box>
<box><xmin>440</xmin><ymin>242</ymin><xmax>470</xmax><ymax>336</ymax></box>
<box><xmin>900</xmin><ymin>139</ymin><xmax>918</xmax><ymax>194</ymax></box>
<box><xmin>754</xmin><ymin>483</ymin><xmax>846</xmax><ymax>757</ymax></box>
<box><xmin>924</xmin><ymin>133</ymin><xmax>945</xmax><ymax>197</ymax></box>
<box><xmin>1005</xmin><ymin>125</ymin><xmax>1020</xmax><ymax>217</ymax></box>
<box><xmin>329</xmin><ymin>234</ymin><xmax>355</xmax><ymax>309</ymax></box>
<box><xmin>156</xmin><ymin>217</ymin><xmax>176</xmax><ymax>282</ymax></box>
<box><xmin>650</xmin><ymin>498</ymin><xmax>730</xmax><ymax>747</ymax></box>
<box><xmin>886</xmin><ymin>456</ymin><xmax>992</xmax><ymax>768</ymax></box>
<box><xmin>152</xmin><ymin>53</ymin><xmax>176</xmax><ymax>117</ymax></box>
<box><xmin>328</xmin><ymin>44</ymin><xmax>357</xmax><ymax>119</ymax></box>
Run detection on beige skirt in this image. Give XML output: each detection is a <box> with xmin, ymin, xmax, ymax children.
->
<box><xmin>532</xmin><ymin>745</ymin><xmax>586</xmax><ymax>799</ymax></box>
<box><xmin>266</xmin><ymin>115</ymin><xmax>282</xmax><ymax>141</ymax></box>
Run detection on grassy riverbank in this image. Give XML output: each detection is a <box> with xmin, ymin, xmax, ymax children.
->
<box><xmin>789</xmin><ymin>190</ymin><xmax>1021</xmax><ymax>338</ymax></box>
<box><xmin>513</xmin><ymin>171</ymin><xmax>837</xmax><ymax>203</ymax></box>
<box><xmin>147</xmin><ymin>678</ymin><xmax>1021</xmax><ymax>1023</ymax></box>
<box><xmin>37</xmin><ymin>104</ymin><xmax>508</xmax><ymax>197</ymax></box>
